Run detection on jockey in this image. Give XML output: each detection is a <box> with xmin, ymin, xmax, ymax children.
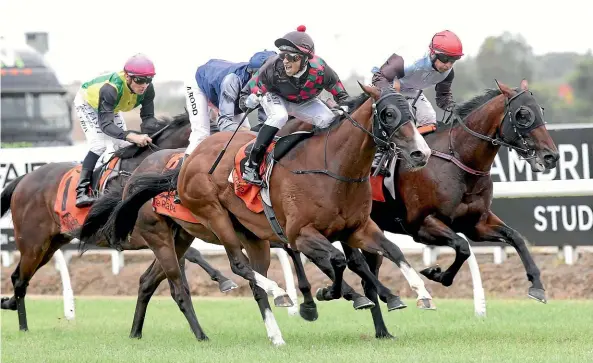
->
<box><xmin>238</xmin><ymin>25</ymin><xmax>352</xmax><ymax>186</ymax></box>
<box><xmin>173</xmin><ymin>50</ymin><xmax>276</xmax><ymax>203</ymax></box>
<box><xmin>371</xmin><ymin>30</ymin><xmax>463</xmax><ymax>174</ymax></box>
<box><xmin>183</xmin><ymin>50</ymin><xmax>277</xmax><ymax>158</ymax></box>
<box><xmin>73</xmin><ymin>53</ymin><xmax>156</xmax><ymax>207</ymax></box>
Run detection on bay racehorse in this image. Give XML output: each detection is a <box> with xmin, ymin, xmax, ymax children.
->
<box><xmin>97</xmin><ymin>84</ymin><xmax>432</xmax><ymax>344</ymax></box>
<box><xmin>0</xmin><ymin>114</ymin><xmax>235</xmax><ymax>331</ymax></box>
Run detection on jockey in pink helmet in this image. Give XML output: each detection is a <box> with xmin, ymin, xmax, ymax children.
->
<box><xmin>73</xmin><ymin>53</ymin><xmax>157</xmax><ymax>207</ymax></box>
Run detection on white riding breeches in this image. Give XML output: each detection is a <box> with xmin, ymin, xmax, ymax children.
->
<box><xmin>184</xmin><ymin>77</ymin><xmax>210</xmax><ymax>156</ymax></box>
<box><xmin>260</xmin><ymin>93</ymin><xmax>336</xmax><ymax>130</ymax></box>
<box><xmin>401</xmin><ymin>91</ymin><xmax>437</xmax><ymax>127</ymax></box>
<box><xmin>74</xmin><ymin>92</ymin><xmax>131</xmax><ymax>157</ymax></box>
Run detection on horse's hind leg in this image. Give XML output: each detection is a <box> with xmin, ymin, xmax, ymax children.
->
<box><xmin>136</xmin><ymin>207</ymin><xmax>208</xmax><ymax>340</ymax></box>
<box><xmin>416</xmin><ymin>215</ymin><xmax>471</xmax><ymax>288</ymax></box>
<box><xmin>1</xmin><ymin>230</ymin><xmax>68</xmax><ymax>331</ymax></box>
<box><xmin>183</xmin><ymin>247</ymin><xmax>238</xmax><ymax>293</ymax></box>
<box><xmin>468</xmin><ymin>211</ymin><xmax>546</xmax><ymax>303</ymax></box>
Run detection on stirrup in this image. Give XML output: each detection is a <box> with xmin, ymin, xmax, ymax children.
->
<box><xmin>242</xmin><ymin>166</ymin><xmax>263</xmax><ymax>186</ymax></box>
<box><xmin>173</xmin><ymin>191</ymin><xmax>181</xmax><ymax>204</ymax></box>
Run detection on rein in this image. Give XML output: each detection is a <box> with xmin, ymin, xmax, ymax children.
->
<box><xmin>291</xmin><ymin>95</ymin><xmax>403</xmax><ymax>183</ymax></box>
<box><xmin>434</xmin><ymin>89</ymin><xmax>538</xmax><ymax>176</ymax></box>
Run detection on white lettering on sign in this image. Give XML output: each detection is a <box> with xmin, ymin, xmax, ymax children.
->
<box><xmin>491</xmin><ymin>143</ymin><xmax>591</xmax><ymax>182</ymax></box>
<box><xmin>534</xmin><ymin>205</ymin><xmax>593</xmax><ymax>232</ymax></box>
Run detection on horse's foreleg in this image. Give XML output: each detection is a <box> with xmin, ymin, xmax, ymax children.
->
<box><xmin>183</xmin><ymin>247</ymin><xmax>238</xmax><ymax>293</ymax></box>
<box><xmin>361</xmin><ymin>250</ymin><xmax>396</xmax><ymax>339</ymax></box>
<box><xmin>416</xmin><ymin>215</ymin><xmax>471</xmax><ymax>287</ymax></box>
<box><xmin>341</xmin><ymin>243</ymin><xmax>406</xmax><ymax>311</ymax></box>
<box><xmin>353</xmin><ymin>220</ymin><xmax>436</xmax><ymax>310</ymax></box>
<box><xmin>294</xmin><ymin>226</ymin><xmax>347</xmax><ymax>301</ymax></box>
<box><xmin>467</xmin><ymin>211</ymin><xmax>546</xmax><ymax>303</ymax></box>
<box><xmin>280</xmin><ymin>245</ymin><xmax>318</xmax><ymax>321</ymax></box>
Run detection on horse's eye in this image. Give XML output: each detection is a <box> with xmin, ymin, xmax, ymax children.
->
<box><xmin>385</xmin><ymin>111</ymin><xmax>393</xmax><ymax>118</ymax></box>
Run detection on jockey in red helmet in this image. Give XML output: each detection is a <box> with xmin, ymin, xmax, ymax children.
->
<box><xmin>370</xmin><ymin>30</ymin><xmax>463</xmax><ymax>175</ymax></box>
<box><xmin>72</xmin><ymin>53</ymin><xmax>156</xmax><ymax>207</ymax></box>
<box><xmin>238</xmin><ymin>25</ymin><xmax>353</xmax><ymax>186</ymax></box>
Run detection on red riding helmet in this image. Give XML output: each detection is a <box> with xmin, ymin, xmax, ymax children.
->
<box><xmin>429</xmin><ymin>30</ymin><xmax>464</xmax><ymax>57</ymax></box>
<box><xmin>124</xmin><ymin>53</ymin><xmax>156</xmax><ymax>77</ymax></box>
<box><xmin>274</xmin><ymin>25</ymin><xmax>315</xmax><ymax>57</ymax></box>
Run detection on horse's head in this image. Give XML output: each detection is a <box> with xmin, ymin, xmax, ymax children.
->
<box><xmin>495</xmin><ymin>79</ymin><xmax>559</xmax><ymax>171</ymax></box>
<box><xmin>144</xmin><ymin>114</ymin><xmax>191</xmax><ymax>150</ymax></box>
<box><xmin>360</xmin><ymin>83</ymin><xmax>431</xmax><ymax>170</ymax></box>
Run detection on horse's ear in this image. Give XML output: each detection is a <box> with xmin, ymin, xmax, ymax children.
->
<box><xmin>494</xmin><ymin>79</ymin><xmax>503</xmax><ymax>93</ymax></box>
<box><xmin>520</xmin><ymin>79</ymin><xmax>529</xmax><ymax>90</ymax></box>
<box><xmin>494</xmin><ymin>79</ymin><xmax>513</xmax><ymax>97</ymax></box>
<box><xmin>361</xmin><ymin>83</ymin><xmax>380</xmax><ymax>99</ymax></box>
<box><xmin>357</xmin><ymin>81</ymin><xmax>367</xmax><ymax>93</ymax></box>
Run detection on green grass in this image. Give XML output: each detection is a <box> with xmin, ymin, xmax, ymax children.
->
<box><xmin>2</xmin><ymin>297</ymin><xmax>593</xmax><ymax>363</ymax></box>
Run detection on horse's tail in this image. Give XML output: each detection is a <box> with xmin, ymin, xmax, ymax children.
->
<box><xmin>76</xmin><ymin>182</ymin><xmax>125</xmax><ymax>252</ymax></box>
<box><xmin>108</xmin><ymin>168</ymin><xmax>180</xmax><ymax>246</ymax></box>
<box><xmin>1</xmin><ymin>175</ymin><xmax>26</xmax><ymax>217</ymax></box>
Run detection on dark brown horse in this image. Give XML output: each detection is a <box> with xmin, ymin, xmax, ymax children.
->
<box><xmin>0</xmin><ymin>114</ymin><xmax>232</xmax><ymax>331</ymax></box>
<box><xmin>371</xmin><ymin>79</ymin><xmax>558</xmax><ymax>301</ymax></box>
<box><xmin>99</xmin><ymin>84</ymin><xmax>432</xmax><ymax>344</ymax></box>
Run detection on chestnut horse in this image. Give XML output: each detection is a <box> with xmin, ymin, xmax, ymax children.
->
<box><xmin>99</xmin><ymin>84</ymin><xmax>431</xmax><ymax>344</ymax></box>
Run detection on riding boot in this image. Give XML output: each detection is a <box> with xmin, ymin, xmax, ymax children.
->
<box><xmin>75</xmin><ymin>168</ymin><xmax>95</xmax><ymax>207</ymax></box>
<box><xmin>242</xmin><ymin>124</ymin><xmax>279</xmax><ymax>186</ymax></box>
<box><xmin>173</xmin><ymin>154</ymin><xmax>188</xmax><ymax>204</ymax></box>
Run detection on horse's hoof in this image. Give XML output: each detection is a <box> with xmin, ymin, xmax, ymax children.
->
<box><xmin>219</xmin><ymin>279</ymin><xmax>239</xmax><ymax>293</ymax></box>
<box><xmin>353</xmin><ymin>296</ymin><xmax>375</xmax><ymax>310</ymax></box>
<box><xmin>274</xmin><ymin>294</ymin><xmax>294</xmax><ymax>308</ymax></box>
<box><xmin>420</xmin><ymin>265</ymin><xmax>442</xmax><ymax>282</ymax></box>
<box><xmin>528</xmin><ymin>287</ymin><xmax>547</xmax><ymax>304</ymax></box>
<box><xmin>129</xmin><ymin>333</ymin><xmax>142</xmax><ymax>339</ymax></box>
<box><xmin>376</xmin><ymin>331</ymin><xmax>397</xmax><ymax>340</ymax></box>
<box><xmin>417</xmin><ymin>298</ymin><xmax>437</xmax><ymax>310</ymax></box>
<box><xmin>315</xmin><ymin>287</ymin><xmax>328</xmax><ymax>302</ymax></box>
<box><xmin>271</xmin><ymin>338</ymin><xmax>286</xmax><ymax>347</ymax></box>
<box><xmin>299</xmin><ymin>303</ymin><xmax>318</xmax><ymax>321</ymax></box>
<box><xmin>386</xmin><ymin>296</ymin><xmax>407</xmax><ymax>311</ymax></box>
<box><xmin>1</xmin><ymin>297</ymin><xmax>16</xmax><ymax>310</ymax></box>
<box><xmin>197</xmin><ymin>334</ymin><xmax>209</xmax><ymax>341</ymax></box>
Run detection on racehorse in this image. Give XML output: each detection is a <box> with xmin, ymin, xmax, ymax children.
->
<box><xmin>264</xmin><ymin>79</ymin><xmax>560</xmax><ymax>338</ymax></box>
<box><xmin>0</xmin><ymin>114</ymin><xmax>238</xmax><ymax>331</ymax></box>
<box><xmin>95</xmin><ymin>84</ymin><xmax>432</xmax><ymax>344</ymax></box>
<box><xmin>370</xmin><ymin>79</ymin><xmax>558</xmax><ymax>302</ymax></box>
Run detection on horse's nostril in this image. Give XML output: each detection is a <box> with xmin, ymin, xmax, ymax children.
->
<box><xmin>410</xmin><ymin>150</ymin><xmax>425</xmax><ymax>161</ymax></box>
<box><xmin>544</xmin><ymin>153</ymin><xmax>559</xmax><ymax>164</ymax></box>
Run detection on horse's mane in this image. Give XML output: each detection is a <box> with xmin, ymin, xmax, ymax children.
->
<box><xmin>454</xmin><ymin>88</ymin><xmax>503</xmax><ymax>119</ymax></box>
<box><xmin>428</xmin><ymin>88</ymin><xmax>505</xmax><ymax>136</ymax></box>
<box><xmin>113</xmin><ymin>113</ymin><xmax>190</xmax><ymax>159</ymax></box>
